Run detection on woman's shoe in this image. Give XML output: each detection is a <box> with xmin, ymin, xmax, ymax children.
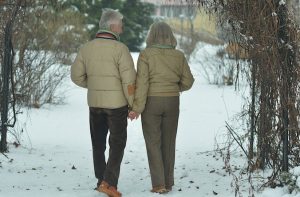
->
<box><xmin>151</xmin><ymin>186</ymin><xmax>168</xmax><ymax>194</ymax></box>
<box><xmin>166</xmin><ymin>186</ymin><xmax>172</xmax><ymax>192</ymax></box>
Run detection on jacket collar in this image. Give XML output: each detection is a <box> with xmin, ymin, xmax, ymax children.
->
<box><xmin>149</xmin><ymin>44</ymin><xmax>175</xmax><ymax>49</ymax></box>
<box><xmin>95</xmin><ymin>30</ymin><xmax>120</xmax><ymax>41</ymax></box>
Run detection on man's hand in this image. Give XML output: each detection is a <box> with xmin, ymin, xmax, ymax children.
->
<box><xmin>128</xmin><ymin>111</ymin><xmax>140</xmax><ymax>121</ymax></box>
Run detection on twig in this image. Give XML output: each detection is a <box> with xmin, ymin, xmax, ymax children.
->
<box><xmin>1</xmin><ymin>152</ymin><xmax>9</xmax><ymax>159</ymax></box>
<box><xmin>225</xmin><ymin>121</ymin><xmax>248</xmax><ymax>158</ymax></box>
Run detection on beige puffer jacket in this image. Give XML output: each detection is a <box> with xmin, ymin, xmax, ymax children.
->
<box><xmin>71</xmin><ymin>38</ymin><xmax>136</xmax><ymax>109</ymax></box>
<box><xmin>132</xmin><ymin>47</ymin><xmax>194</xmax><ymax>113</ymax></box>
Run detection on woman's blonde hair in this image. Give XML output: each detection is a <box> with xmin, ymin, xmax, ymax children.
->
<box><xmin>146</xmin><ymin>22</ymin><xmax>177</xmax><ymax>47</ymax></box>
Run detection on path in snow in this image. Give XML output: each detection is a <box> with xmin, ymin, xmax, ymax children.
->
<box><xmin>0</xmin><ymin>52</ymin><xmax>245</xmax><ymax>197</ymax></box>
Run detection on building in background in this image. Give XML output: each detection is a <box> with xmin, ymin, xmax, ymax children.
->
<box><xmin>141</xmin><ymin>0</ymin><xmax>220</xmax><ymax>45</ymax></box>
<box><xmin>141</xmin><ymin>0</ymin><xmax>192</xmax><ymax>18</ymax></box>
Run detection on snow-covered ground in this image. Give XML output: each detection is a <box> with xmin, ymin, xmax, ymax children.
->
<box><xmin>0</xmin><ymin>44</ymin><xmax>289</xmax><ymax>197</ymax></box>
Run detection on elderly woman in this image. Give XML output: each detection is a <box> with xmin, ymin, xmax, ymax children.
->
<box><xmin>129</xmin><ymin>22</ymin><xmax>194</xmax><ymax>193</ymax></box>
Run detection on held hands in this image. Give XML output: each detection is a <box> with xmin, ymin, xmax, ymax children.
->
<box><xmin>128</xmin><ymin>111</ymin><xmax>140</xmax><ymax>121</ymax></box>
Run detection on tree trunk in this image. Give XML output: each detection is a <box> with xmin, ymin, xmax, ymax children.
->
<box><xmin>277</xmin><ymin>0</ymin><xmax>293</xmax><ymax>172</ymax></box>
<box><xmin>0</xmin><ymin>0</ymin><xmax>21</xmax><ymax>152</ymax></box>
<box><xmin>249</xmin><ymin>62</ymin><xmax>256</xmax><ymax>160</ymax></box>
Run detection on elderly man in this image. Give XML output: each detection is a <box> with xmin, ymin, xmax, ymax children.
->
<box><xmin>71</xmin><ymin>9</ymin><xmax>136</xmax><ymax>197</ymax></box>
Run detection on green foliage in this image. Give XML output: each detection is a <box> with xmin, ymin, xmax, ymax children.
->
<box><xmin>61</xmin><ymin>0</ymin><xmax>154</xmax><ymax>51</ymax></box>
<box><xmin>61</xmin><ymin>0</ymin><xmax>122</xmax><ymax>39</ymax></box>
<box><xmin>120</xmin><ymin>0</ymin><xmax>154</xmax><ymax>51</ymax></box>
<box><xmin>60</xmin><ymin>0</ymin><xmax>101</xmax><ymax>37</ymax></box>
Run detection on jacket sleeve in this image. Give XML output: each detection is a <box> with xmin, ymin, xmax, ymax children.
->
<box><xmin>118</xmin><ymin>45</ymin><xmax>136</xmax><ymax>109</ymax></box>
<box><xmin>71</xmin><ymin>50</ymin><xmax>87</xmax><ymax>88</ymax></box>
<box><xmin>179</xmin><ymin>56</ymin><xmax>194</xmax><ymax>92</ymax></box>
<box><xmin>132</xmin><ymin>51</ymin><xmax>149</xmax><ymax>114</ymax></box>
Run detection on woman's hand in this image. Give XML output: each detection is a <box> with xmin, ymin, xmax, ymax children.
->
<box><xmin>128</xmin><ymin>111</ymin><xmax>140</xmax><ymax>121</ymax></box>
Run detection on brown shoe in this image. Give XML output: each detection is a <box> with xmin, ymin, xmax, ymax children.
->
<box><xmin>96</xmin><ymin>179</ymin><xmax>102</xmax><ymax>188</ymax></box>
<box><xmin>166</xmin><ymin>186</ymin><xmax>172</xmax><ymax>192</ymax></box>
<box><xmin>97</xmin><ymin>181</ymin><xmax>122</xmax><ymax>197</ymax></box>
<box><xmin>151</xmin><ymin>186</ymin><xmax>168</xmax><ymax>194</ymax></box>
<box><xmin>97</xmin><ymin>181</ymin><xmax>109</xmax><ymax>192</ymax></box>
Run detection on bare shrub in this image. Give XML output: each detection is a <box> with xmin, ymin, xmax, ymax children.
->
<box><xmin>12</xmin><ymin>0</ymin><xmax>88</xmax><ymax>108</ymax></box>
<box><xmin>14</xmin><ymin>51</ymin><xmax>69</xmax><ymax>108</ymax></box>
<box><xmin>191</xmin><ymin>43</ymin><xmax>238</xmax><ymax>86</ymax></box>
<box><xmin>193</xmin><ymin>0</ymin><xmax>300</xmax><ymax>194</ymax></box>
<box><xmin>0</xmin><ymin>0</ymin><xmax>88</xmax><ymax>150</ymax></box>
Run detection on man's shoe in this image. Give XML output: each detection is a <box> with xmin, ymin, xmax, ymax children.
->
<box><xmin>96</xmin><ymin>179</ymin><xmax>102</xmax><ymax>188</ymax></box>
<box><xmin>97</xmin><ymin>181</ymin><xmax>122</xmax><ymax>197</ymax></box>
<box><xmin>96</xmin><ymin>181</ymin><xmax>109</xmax><ymax>193</ymax></box>
<box><xmin>106</xmin><ymin>186</ymin><xmax>122</xmax><ymax>197</ymax></box>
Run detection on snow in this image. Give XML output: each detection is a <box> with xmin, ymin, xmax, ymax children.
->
<box><xmin>0</xmin><ymin>43</ymin><xmax>291</xmax><ymax>197</ymax></box>
<box><xmin>259</xmin><ymin>187</ymin><xmax>287</xmax><ymax>197</ymax></box>
<box><xmin>279</xmin><ymin>0</ymin><xmax>286</xmax><ymax>6</ymax></box>
<box><xmin>291</xmin><ymin>167</ymin><xmax>300</xmax><ymax>177</ymax></box>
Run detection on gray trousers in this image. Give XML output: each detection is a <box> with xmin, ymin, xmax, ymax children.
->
<box><xmin>141</xmin><ymin>96</ymin><xmax>179</xmax><ymax>188</ymax></box>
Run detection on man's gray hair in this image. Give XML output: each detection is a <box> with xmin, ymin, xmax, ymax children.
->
<box><xmin>99</xmin><ymin>8</ymin><xmax>123</xmax><ymax>31</ymax></box>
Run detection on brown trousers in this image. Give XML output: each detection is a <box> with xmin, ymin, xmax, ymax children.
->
<box><xmin>141</xmin><ymin>96</ymin><xmax>179</xmax><ymax>188</ymax></box>
<box><xmin>89</xmin><ymin>106</ymin><xmax>128</xmax><ymax>187</ymax></box>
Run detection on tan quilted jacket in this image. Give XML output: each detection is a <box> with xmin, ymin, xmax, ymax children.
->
<box><xmin>132</xmin><ymin>47</ymin><xmax>194</xmax><ymax>113</ymax></box>
<box><xmin>71</xmin><ymin>38</ymin><xmax>136</xmax><ymax>109</ymax></box>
